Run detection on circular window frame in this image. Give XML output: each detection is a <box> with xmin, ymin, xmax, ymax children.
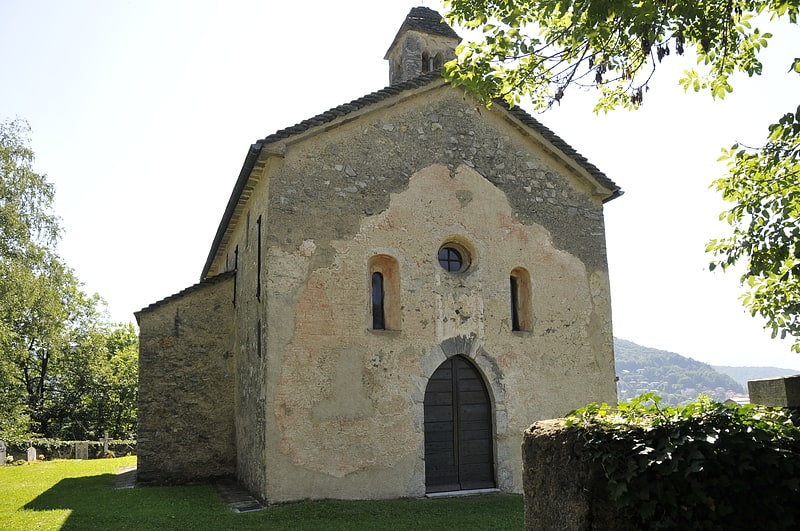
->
<box><xmin>437</xmin><ymin>241</ymin><xmax>473</xmax><ymax>274</ymax></box>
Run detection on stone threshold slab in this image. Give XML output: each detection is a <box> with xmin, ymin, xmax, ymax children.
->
<box><xmin>213</xmin><ymin>479</ymin><xmax>265</xmax><ymax>513</ymax></box>
<box><xmin>425</xmin><ymin>488</ymin><xmax>500</xmax><ymax>498</ymax></box>
<box><xmin>113</xmin><ymin>465</ymin><xmax>137</xmax><ymax>489</ymax></box>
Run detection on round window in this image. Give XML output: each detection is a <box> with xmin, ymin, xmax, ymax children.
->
<box><xmin>438</xmin><ymin>243</ymin><xmax>470</xmax><ymax>273</ymax></box>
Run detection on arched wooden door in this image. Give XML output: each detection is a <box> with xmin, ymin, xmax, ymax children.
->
<box><xmin>424</xmin><ymin>355</ymin><xmax>495</xmax><ymax>493</ymax></box>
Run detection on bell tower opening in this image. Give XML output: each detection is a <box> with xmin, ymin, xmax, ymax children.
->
<box><xmin>384</xmin><ymin>6</ymin><xmax>461</xmax><ymax>85</ymax></box>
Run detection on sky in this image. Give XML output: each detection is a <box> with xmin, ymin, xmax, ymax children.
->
<box><xmin>2</xmin><ymin>0</ymin><xmax>799</xmax><ymax>370</ymax></box>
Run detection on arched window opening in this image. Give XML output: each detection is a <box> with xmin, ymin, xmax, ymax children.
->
<box><xmin>510</xmin><ymin>275</ymin><xmax>521</xmax><ymax>331</ymax></box>
<box><xmin>368</xmin><ymin>255</ymin><xmax>400</xmax><ymax>330</ymax></box>
<box><xmin>371</xmin><ymin>272</ymin><xmax>385</xmax><ymax>330</ymax></box>
<box><xmin>422</xmin><ymin>51</ymin><xmax>432</xmax><ymax>73</ymax></box>
<box><xmin>510</xmin><ymin>267</ymin><xmax>532</xmax><ymax>332</ymax></box>
<box><xmin>432</xmin><ymin>52</ymin><xmax>444</xmax><ymax>71</ymax></box>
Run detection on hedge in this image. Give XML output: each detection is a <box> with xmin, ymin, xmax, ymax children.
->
<box><xmin>2</xmin><ymin>438</ymin><xmax>136</xmax><ymax>461</ymax></box>
<box><xmin>565</xmin><ymin>394</ymin><xmax>800</xmax><ymax>529</ymax></box>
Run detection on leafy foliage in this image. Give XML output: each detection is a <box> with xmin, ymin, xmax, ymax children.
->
<box><xmin>443</xmin><ymin>0</ymin><xmax>797</xmax><ymax>110</ymax></box>
<box><xmin>0</xmin><ymin>119</ymin><xmax>60</xmax><ymax>257</ymax></box>
<box><xmin>443</xmin><ymin>0</ymin><xmax>800</xmax><ymax>353</ymax></box>
<box><xmin>707</xmin><ymin>103</ymin><xmax>800</xmax><ymax>352</ymax></box>
<box><xmin>567</xmin><ymin>394</ymin><xmax>800</xmax><ymax>529</ymax></box>
<box><xmin>0</xmin><ymin>118</ymin><xmax>138</xmax><ymax>440</ymax></box>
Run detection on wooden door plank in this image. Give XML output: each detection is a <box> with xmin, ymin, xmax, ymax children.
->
<box><xmin>425</xmin><ymin>356</ymin><xmax>495</xmax><ymax>492</ymax></box>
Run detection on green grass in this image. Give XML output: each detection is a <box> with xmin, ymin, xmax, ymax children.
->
<box><xmin>0</xmin><ymin>457</ymin><xmax>523</xmax><ymax>530</ymax></box>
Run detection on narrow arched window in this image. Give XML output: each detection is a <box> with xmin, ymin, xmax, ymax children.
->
<box><xmin>368</xmin><ymin>255</ymin><xmax>400</xmax><ymax>331</ymax></box>
<box><xmin>372</xmin><ymin>272</ymin><xmax>385</xmax><ymax>330</ymax></box>
<box><xmin>510</xmin><ymin>275</ymin><xmax>521</xmax><ymax>331</ymax></box>
<box><xmin>510</xmin><ymin>267</ymin><xmax>532</xmax><ymax>332</ymax></box>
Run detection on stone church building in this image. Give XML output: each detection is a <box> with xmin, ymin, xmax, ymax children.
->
<box><xmin>136</xmin><ymin>7</ymin><xmax>622</xmax><ymax>503</ymax></box>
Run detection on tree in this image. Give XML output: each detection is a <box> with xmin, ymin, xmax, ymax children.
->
<box><xmin>0</xmin><ymin>117</ymin><xmax>69</xmax><ymax>437</ymax></box>
<box><xmin>443</xmin><ymin>0</ymin><xmax>800</xmax><ymax>351</ymax></box>
<box><xmin>708</xmin><ymin>103</ymin><xmax>800</xmax><ymax>350</ymax></box>
<box><xmin>0</xmin><ymin>118</ymin><xmax>139</xmax><ymax>439</ymax></box>
<box><xmin>443</xmin><ymin>0</ymin><xmax>797</xmax><ymax>110</ymax></box>
<box><xmin>76</xmin><ymin>322</ymin><xmax>139</xmax><ymax>439</ymax></box>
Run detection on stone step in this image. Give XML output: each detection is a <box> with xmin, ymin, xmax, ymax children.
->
<box><xmin>213</xmin><ymin>479</ymin><xmax>264</xmax><ymax>513</ymax></box>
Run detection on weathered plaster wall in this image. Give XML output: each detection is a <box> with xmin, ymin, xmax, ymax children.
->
<box><xmin>215</xmin><ymin>85</ymin><xmax>617</xmax><ymax>502</ymax></box>
<box><xmin>261</xmin><ymin>162</ymin><xmax>614</xmax><ymax>501</ymax></box>
<box><xmin>136</xmin><ymin>275</ymin><xmax>236</xmax><ymax>484</ymax></box>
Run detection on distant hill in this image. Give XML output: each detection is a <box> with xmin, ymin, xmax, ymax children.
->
<box><xmin>614</xmin><ymin>337</ymin><xmax>745</xmax><ymax>405</ymax></box>
<box><xmin>713</xmin><ymin>366</ymin><xmax>799</xmax><ymax>389</ymax></box>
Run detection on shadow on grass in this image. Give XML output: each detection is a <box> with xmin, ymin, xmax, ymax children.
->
<box><xmin>23</xmin><ymin>473</ymin><xmax>227</xmax><ymax>530</ymax></box>
<box><xmin>25</xmin><ymin>475</ymin><xmax>114</xmax><ymax>512</ymax></box>
<box><xmin>23</xmin><ymin>472</ymin><xmax>523</xmax><ymax>530</ymax></box>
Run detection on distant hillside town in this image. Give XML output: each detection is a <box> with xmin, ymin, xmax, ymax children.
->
<box><xmin>613</xmin><ymin>338</ymin><xmax>797</xmax><ymax>406</ymax></box>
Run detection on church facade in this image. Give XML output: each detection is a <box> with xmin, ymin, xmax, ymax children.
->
<box><xmin>136</xmin><ymin>7</ymin><xmax>621</xmax><ymax>503</ymax></box>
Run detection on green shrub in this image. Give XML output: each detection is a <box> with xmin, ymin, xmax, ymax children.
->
<box><xmin>566</xmin><ymin>394</ymin><xmax>800</xmax><ymax>529</ymax></box>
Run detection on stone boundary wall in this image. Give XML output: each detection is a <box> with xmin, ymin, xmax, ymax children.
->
<box><xmin>749</xmin><ymin>375</ymin><xmax>800</xmax><ymax>407</ymax></box>
<box><xmin>522</xmin><ymin>419</ymin><xmax>634</xmax><ymax>530</ymax></box>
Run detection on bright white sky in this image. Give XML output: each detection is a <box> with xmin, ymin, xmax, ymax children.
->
<box><xmin>2</xmin><ymin>1</ymin><xmax>799</xmax><ymax>370</ymax></box>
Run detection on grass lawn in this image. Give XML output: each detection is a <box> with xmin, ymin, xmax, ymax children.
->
<box><xmin>0</xmin><ymin>457</ymin><xmax>523</xmax><ymax>530</ymax></box>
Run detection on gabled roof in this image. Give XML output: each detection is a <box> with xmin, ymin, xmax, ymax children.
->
<box><xmin>201</xmin><ymin>72</ymin><xmax>622</xmax><ymax>279</ymax></box>
<box><xmin>384</xmin><ymin>6</ymin><xmax>462</xmax><ymax>59</ymax></box>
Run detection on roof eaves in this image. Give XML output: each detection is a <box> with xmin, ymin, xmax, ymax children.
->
<box><xmin>200</xmin><ymin>142</ymin><xmax>262</xmax><ymax>279</ymax></box>
<box><xmin>256</xmin><ymin>73</ymin><xmax>442</xmax><ymax>148</ymax></box>
<box><xmin>200</xmin><ymin>73</ymin><xmax>445</xmax><ymax>280</ymax></box>
<box><xmin>498</xmin><ymin>101</ymin><xmax>623</xmax><ymax>202</ymax></box>
<box><xmin>135</xmin><ymin>270</ymin><xmax>236</xmax><ymax>321</ymax></box>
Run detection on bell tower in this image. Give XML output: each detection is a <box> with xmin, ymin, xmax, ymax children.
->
<box><xmin>384</xmin><ymin>7</ymin><xmax>461</xmax><ymax>85</ymax></box>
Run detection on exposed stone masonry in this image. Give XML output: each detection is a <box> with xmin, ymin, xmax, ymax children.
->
<box><xmin>265</xmin><ymin>87</ymin><xmax>609</xmax><ymax>273</ymax></box>
<box><xmin>136</xmin><ymin>274</ymin><xmax>236</xmax><ymax>485</ymax></box>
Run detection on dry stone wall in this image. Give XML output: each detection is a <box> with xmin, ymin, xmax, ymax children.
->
<box><xmin>523</xmin><ymin>420</ymin><xmax>633</xmax><ymax>530</ymax></box>
<box><xmin>136</xmin><ymin>274</ymin><xmax>236</xmax><ymax>484</ymax></box>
